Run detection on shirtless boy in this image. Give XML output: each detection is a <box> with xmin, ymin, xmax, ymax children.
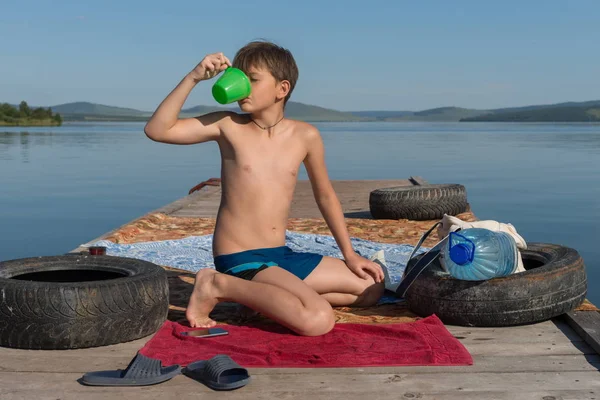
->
<box><xmin>145</xmin><ymin>41</ymin><xmax>385</xmax><ymax>336</ymax></box>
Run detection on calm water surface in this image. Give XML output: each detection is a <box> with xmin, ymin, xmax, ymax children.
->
<box><xmin>1</xmin><ymin>122</ymin><xmax>598</xmax><ymax>303</ymax></box>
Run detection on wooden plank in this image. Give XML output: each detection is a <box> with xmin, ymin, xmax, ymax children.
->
<box><xmin>291</xmin><ymin>179</ymin><xmax>413</xmax><ymax>219</ymax></box>
<box><xmin>565</xmin><ymin>311</ymin><xmax>600</xmax><ymax>356</ymax></box>
<box><xmin>460</xmin><ymin>340</ymin><xmax>595</xmax><ymax>356</ymax></box>
<box><xmin>154</xmin><ymin>186</ymin><xmax>222</xmax><ymax>214</ymax></box>
<box><xmin>259</xmin><ymin>354</ymin><xmax>600</xmax><ymax>373</ymax></box>
<box><xmin>396</xmin><ymin>392</ymin><xmax>600</xmax><ymax>400</ymax></box>
<box><xmin>447</xmin><ymin>320</ymin><xmax>584</xmax><ymax>343</ymax></box>
<box><xmin>447</xmin><ymin>319</ymin><xmax>595</xmax><ymax>356</ymax></box>
<box><xmin>1</xmin><ymin>371</ymin><xmax>599</xmax><ymax>400</ymax></box>
<box><xmin>1</xmin><ymin>353</ymin><xmax>598</xmax><ymax>374</ymax></box>
<box><xmin>409</xmin><ymin>176</ymin><xmax>429</xmax><ymax>185</ymax></box>
<box><xmin>1</xmin><ymin>388</ymin><xmax>598</xmax><ymax>400</ymax></box>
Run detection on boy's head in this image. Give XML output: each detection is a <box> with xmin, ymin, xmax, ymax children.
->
<box><xmin>233</xmin><ymin>41</ymin><xmax>298</xmax><ymax>112</ymax></box>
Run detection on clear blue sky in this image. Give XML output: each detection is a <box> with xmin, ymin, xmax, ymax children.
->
<box><xmin>2</xmin><ymin>0</ymin><xmax>599</xmax><ymax>111</ymax></box>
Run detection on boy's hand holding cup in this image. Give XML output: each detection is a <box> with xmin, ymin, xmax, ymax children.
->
<box><xmin>189</xmin><ymin>52</ymin><xmax>232</xmax><ymax>83</ymax></box>
<box><xmin>188</xmin><ymin>52</ymin><xmax>252</xmax><ymax>105</ymax></box>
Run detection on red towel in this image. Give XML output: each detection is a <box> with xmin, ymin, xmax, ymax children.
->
<box><xmin>139</xmin><ymin>314</ymin><xmax>472</xmax><ymax>368</ymax></box>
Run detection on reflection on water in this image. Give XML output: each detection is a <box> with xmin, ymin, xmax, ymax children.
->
<box><xmin>0</xmin><ymin>131</ymin><xmax>49</xmax><ymax>163</ymax></box>
<box><xmin>0</xmin><ymin>122</ymin><xmax>599</xmax><ymax>305</ymax></box>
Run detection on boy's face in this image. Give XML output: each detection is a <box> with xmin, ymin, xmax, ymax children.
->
<box><xmin>238</xmin><ymin>64</ymin><xmax>287</xmax><ymax>113</ymax></box>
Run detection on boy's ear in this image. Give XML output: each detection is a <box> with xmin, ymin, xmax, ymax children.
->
<box><xmin>277</xmin><ymin>80</ymin><xmax>291</xmax><ymax>100</ymax></box>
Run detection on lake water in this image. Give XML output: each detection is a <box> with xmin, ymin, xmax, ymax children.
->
<box><xmin>1</xmin><ymin>122</ymin><xmax>598</xmax><ymax>304</ymax></box>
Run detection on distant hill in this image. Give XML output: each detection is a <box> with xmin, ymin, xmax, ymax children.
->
<box><xmin>351</xmin><ymin>100</ymin><xmax>600</xmax><ymax>122</ymax></box>
<box><xmin>279</xmin><ymin>102</ymin><xmax>363</xmax><ymax>121</ymax></box>
<box><xmin>348</xmin><ymin>110</ymin><xmax>413</xmax><ymax>120</ymax></box>
<box><xmin>461</xmin><ymin>105</ymin><xmax>600</xmax><ymax>122</ymax></box>
<box><xmin>349</xmin><ymin>107</ymin><xmax>491</xmax><ymax>121</ymax></box>
<box><xmin>51</xmin><ymin>102</ymin><xmax>147</xmax><ymax>117</ymax></box>
<box><xmin>412</xmin><ymin>107</ymin><xmax>491</xmax><ymax>121</ymax></box>
<box><xmin>491</xmin><ymin>99</ymin><xmax>600</xmax><ymax>114</ymax></box>
<box><xmin>48</xmin><ymin>101</ymin><xmax>364</xmax><ymax>122</ymax></box>
<box><xmin>12</xmin><ymin>99</ymin><xmax>600</xmax><ymax>123</ymax></box>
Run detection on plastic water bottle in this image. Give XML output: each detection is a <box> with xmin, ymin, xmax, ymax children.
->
<box><xmin>441</xmin><ymin>228</ymin><xmax>518</xmax><ymax>281</ymax></box>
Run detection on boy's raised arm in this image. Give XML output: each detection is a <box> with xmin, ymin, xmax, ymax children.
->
<box><xmin>144</xmin><ymin>52</ymin><xmax>231</xmax><ymax>144</ymax></box>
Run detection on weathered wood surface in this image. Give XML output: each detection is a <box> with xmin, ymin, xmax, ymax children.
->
<box><xmin>1</xmin><ymin>370</ymin><xmax>600</xmax><ymax>400</ymax></box>
<box><xmin>4</xmin><ymin>178</ymin><xmax>599</xmax><ymax>399</ymax></box>
<box><xmin>1</xmin><ymin>319</ymin><xmax>598</xmax><ymax>399</ymax></box>
<box><xmin>566</xmin><ymin>311</ymin><xmax>600</xmax><ymax>356</ymax></box>
<box><xmin>409</xmin><ymin>176</ymin><xmax>428</xmax><ymax>186</ymax></box>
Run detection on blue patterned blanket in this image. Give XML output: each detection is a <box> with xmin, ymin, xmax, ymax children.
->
<box><xmin>90</xmin><ymin>231</ymin><xmax>428</xmax><ymax>303</ymax></box>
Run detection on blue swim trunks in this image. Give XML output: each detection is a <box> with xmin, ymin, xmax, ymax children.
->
<box><xmin>214</xmin><ymin>246</ymin><xmax>324</xmax><ymax>281</ymax></box>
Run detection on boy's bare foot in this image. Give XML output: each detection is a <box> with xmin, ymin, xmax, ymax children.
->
<box><xmin>186</xmin><ymin>269</ymin><xmax>221</xmax><ymax>328</ymax></box>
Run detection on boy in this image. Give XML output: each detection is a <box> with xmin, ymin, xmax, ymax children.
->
<box><xmin>145</xmin><ymin>41</ymin><xmax>385</xmax><ymax>336</ymax></box>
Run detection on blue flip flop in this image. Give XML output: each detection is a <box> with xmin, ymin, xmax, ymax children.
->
<box><xmin>81</xmin><ymin>353</ymin><xmax>181</xmax><ymax>386</ymax></box>
<box><xmin>183</xmin><ymin>354</ymin><xmax>251</xmax><ymax>391</ymax></box>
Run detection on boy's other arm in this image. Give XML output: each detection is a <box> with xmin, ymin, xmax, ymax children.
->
<box><xmin>144</xmin><ymin>53</ymin><xmax>231</xmax><ymax>144</ymax></box>
<box><xmin>303</xmin><ymin>127</ymin><xmax>384</xmax><ymax>282</ymax></box>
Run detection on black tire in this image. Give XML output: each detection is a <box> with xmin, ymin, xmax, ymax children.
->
<box><xmin>0</xmin><ymin>254</ymin><xmax>169</xmax><ymax>349</ymax></box>
<box><xmin>405</xmin><ymin>243</ymin><xmax>587</xmax><ymax>327</ymax></box>
<box><xmin>369</xmin><ymin>184</ymin><xmax>468</xmax><ymax>220</ymax></box>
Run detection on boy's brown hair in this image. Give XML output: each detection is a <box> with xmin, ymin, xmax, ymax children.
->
<box><xmin>233</xmin><ymin>41</ymin><xmax>299</xmax><ymax>105</ymax></box>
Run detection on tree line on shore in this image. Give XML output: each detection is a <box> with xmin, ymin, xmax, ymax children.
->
<box><xmin>0</xmin><ymin>101</ymin><xmax>62</xmax><ymax>125</ymax></box>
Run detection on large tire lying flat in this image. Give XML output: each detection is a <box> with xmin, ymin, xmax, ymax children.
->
<box><xmin>404</xmin><ymin>243</ymin><xmax>587</xmax><ymax>327</ymax></box>
<box><xmin>0</xmin><ymin>254</ymin><xmax>169</xmax><ymax>349</ymax></box>
<box><xmin>369</xmin><ymin>184</ymin><xmax>468</xmax><ymax>220</ymax></box>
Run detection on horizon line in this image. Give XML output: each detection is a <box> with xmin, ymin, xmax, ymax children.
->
<box><xmin>4</xmin><ymin>98</ymin><xmax>600</xmax><ymax>114</ymax></box>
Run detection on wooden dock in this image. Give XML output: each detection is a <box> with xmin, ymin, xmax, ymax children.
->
<box><xmin>1</xmin><ymin>179</ymin><xmax>599</xmax><ymax>399</ymax></box>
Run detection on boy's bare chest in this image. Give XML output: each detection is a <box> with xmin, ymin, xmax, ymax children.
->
<box><xmin>221</xmin><ymin>134</ymin><xmax>306</xmax><ymax>179</ymax></box>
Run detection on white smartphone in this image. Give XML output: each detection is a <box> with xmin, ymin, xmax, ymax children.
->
<box><xmin>181</xmin><ymin>328</ymin><xmax>228</xmax><ymax>338</ymax></box>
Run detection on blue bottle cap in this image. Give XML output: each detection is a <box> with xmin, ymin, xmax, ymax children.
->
<box><xmin>448</xmin><ymin>232</ymin><xmax>476</xmax><ymax>265</ymax></box>
<box><xmin>449</xmin><ymin>243</ymin><xmax>472</xmax><ymax>265</ymax></box>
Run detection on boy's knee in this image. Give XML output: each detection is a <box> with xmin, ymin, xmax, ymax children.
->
<box><xmin>298</xmin><ymin>305</ymin><xmax>335</xmax><ymax>336</ymax></box>
<box><xmin>357</xmin><ymin>274</ymin><xmax>376</xmax><ymax>290</ymax></box>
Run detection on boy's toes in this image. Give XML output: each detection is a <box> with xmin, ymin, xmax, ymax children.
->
<box><xmin>188</xmin><ymin>316</ymin><xmax>217</xmax><ymax>328</ymax></box>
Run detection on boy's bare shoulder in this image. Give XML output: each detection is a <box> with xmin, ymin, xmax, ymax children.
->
<box><xmin>197</xmin><ymin>111</ymin><xmax>250</xmax><ymax>130</ymax></box>
<box><xmin>288</xmin><ymin>119</ymin><xmax>321</xmax><ymax>141</ymax></box>
<box><xmin>197</xmin><ymin>110</ymin><xmax>245</xmax><ymax>123</ymax></box>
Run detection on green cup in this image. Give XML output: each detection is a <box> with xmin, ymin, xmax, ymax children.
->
<box><xmin>212</xmin><ymin>67</ymin><xmax>252</xmax><ymax>105</ymax></box>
